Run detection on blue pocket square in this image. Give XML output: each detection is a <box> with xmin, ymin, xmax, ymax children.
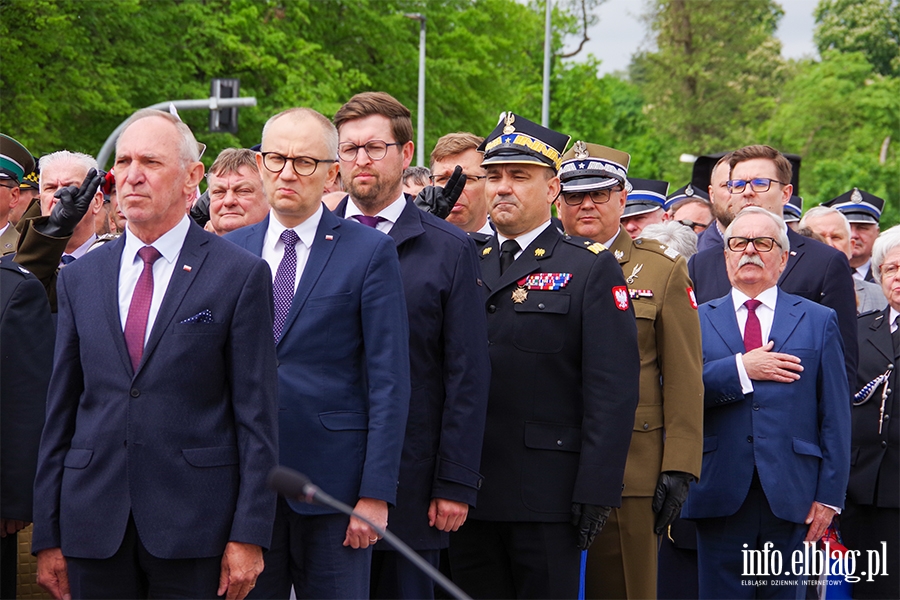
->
<box><xmin>180</xmin><ymin>309</ymin><xmax>214</xmax><ymax>324</ymax></box>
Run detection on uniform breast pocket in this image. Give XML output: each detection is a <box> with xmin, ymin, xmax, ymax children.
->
<box><xmin>513</xmin><ymin>292</ymin><xmax>570</xmax><ymax>354</ymax></box>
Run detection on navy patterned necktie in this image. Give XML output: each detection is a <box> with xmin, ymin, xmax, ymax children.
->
<box><xmin>272</xmin><ymin>229</ymin><xmax>300</xmax><ymax>340</ymax></box>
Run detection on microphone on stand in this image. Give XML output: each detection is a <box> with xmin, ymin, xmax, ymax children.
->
<box><xmin>267</xmin><ymin>466</ymin><xmax>471</xmax><ymax>600</ymax></box>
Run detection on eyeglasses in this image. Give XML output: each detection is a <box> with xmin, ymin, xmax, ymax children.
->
<box><xmin>260</xmin><ymin>153</ymin><xmax>335</xmax><ymax>177</ymax></box>
<box><xmin>560</xmin><ymin>188</ymin><xmax>622</xmax><ymax>206</ymax></box>
<box><xmin>678</xmin><ymin>219</ymin><xmax>710</xmax><ymax>233</ymax></box>
<box><xmin>0</xmin><ymin>181</ymin><xmax>17</xmax><ymax>190</ymax></box>
<box><xmin>727</xmin><ymin>178</ymin><xmax>787</xmax><ymax>194</ymax></box>
<box><xmin>726</xmin><ymin>236</ymin><xmax>781</xmax><ymax>252</ymax></box>
<box><xmin>880</xmin><ymin>263</ymin><xmax>900</xmax><ymax>279</ymax></box>
<box><xmin>338</xmin><ymin>140</ymin><xmax>402</xmax><ymax>162</ymax></box>
<box><xmin>430</xmin><ymin>174</ymin><xmax>487</xmax><ymax>187</ymax></box>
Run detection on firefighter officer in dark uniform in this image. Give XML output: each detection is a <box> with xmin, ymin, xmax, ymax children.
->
<box><xmin>554</xmin><ymin>142</ymin><xmax>703</xmax><ymax>599</ymax></box>
<box><xmin>448</xmin><ymin>114</ymin><xmax>640</xmax><ymax>599</ymax></box>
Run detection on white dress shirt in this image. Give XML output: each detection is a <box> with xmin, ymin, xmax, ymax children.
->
<box><xmin>853</xmin><ymin>260</ymin><xmax>872</xmax><ymax>281</ymax></box>
<box><xmin>61</xmin><ymin>233</ymin><xmax>98</xmax><ymax>265</ymax></box>
<box><xmin>262</xmin><ymin>204</ymin><xmax>323</xmax><ymax>294</ymax></box>
<box><xmin>891</xmin><ymin>307</ymin><xmax>900</xmax><ymax>333</ymax></box>
<box><xmin>732</xmin><ymin>285</ymin><xmax>778</xmax><ymax>394</ymax></box>
<box><xmin>118</xmin><ymin>216</ymin><xmax>190</xmax><ymax>345</ymax></box>
<box><xmin>345</xmin><ymin>193</ymin><xmax>406</xmax><ymax>235</ymax></box>
<box><xmin>497</xmin><ymin>220</ymin><xmax>552</xmax><ymax>260</ymax></box>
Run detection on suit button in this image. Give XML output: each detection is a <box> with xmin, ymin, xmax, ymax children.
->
<box><xmin>752</xmin><ymin>403</ymin><xmax>760</xmax><ymax>410</ymax></box>
<box><xmin>557</xmin><ymin>440</ymin><xmax>563</xmax><ymax>446</ymax></box>
<box><xmin>538</xmin><ymin>303</ymin><xmax>546</xmax><ymax>310</ymax></box>
<box><xmin>747</xmin><ymin>436</ymin><xmax>753</xmax><ymax>443</ymax></box>
<box><xmin>130</xmin><ymin>389</ymin><xmax>140</xmax><ymax>398</ymax></box>
<box><xmin>643</xmin><ymin>423</ymin><xmax>649</xmax><ymax>430</ymax></box>
<box><xmin>488</xmin><ymin>305</ymin><xmax>497</xmax><ymax>313</ymax></box>
<box><xmin>882</xmin><ymin>441</ymin><xmax>888</xmax><ymax>448</ymax></box>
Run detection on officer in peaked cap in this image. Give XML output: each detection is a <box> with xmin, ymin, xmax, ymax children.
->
<box><xmin>667</xmin><ymin>184</ymin><xmax>713</xmax><ymax>235</ymax></box>
<box><xmin>621</xmin><ymin>178</ymin><xmax>670</xmax><ymax>239</ymax></box>
<box><xmin>823</xmin><ymin>188</ymin><xmax>885</xmax><ymax>282</ymax></box>
<box><xmin>555</xmin><ymin>141</ymin><xmax>702</xmax><ymax>600</ymax></box>
<box><xmin>15</xmin><ymin>159</ymin><xmax>41</xmax><ymax>227</ymax></box>
<box><xmin>0</xmin><ymin>134</ymin><xmax>35</xmax><ymax>255</ymax></box>
<box><xmin>665</xmin><ymin>183</ymin><xmax>709</xmax><ymax>212</ymax></box>
<box><xmin>783</xmin><ymin>195</ymin><xmax>802</xmax><ymax>230</ymax></box>
<box><xmin>450</xmin><ymin>123</ymin><xmax>640</xmax><ymax>599</ymax></box>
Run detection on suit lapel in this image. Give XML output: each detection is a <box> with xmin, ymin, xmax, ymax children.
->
<box><xmin>101</xmin><ymin>235</ymin><xmax>134</xmax><ymax>375</ymax></box>
<box><xmin>609</xmin><ymin>226</ymin><xmax>632</xmax><ymax>265</ymax></box>
<box><xmin>241</xmin><ymin>214</ymin><xmax>269</xmax><ymax>256</ymax></box>
<box><xmin>387</xmin><ymin>199</ymin><xmax>425</xmax><ymax>249</ymax></box>
<box><xmin>707</xmin><ymin>295</ymin><xmax>746</xmax><ymax>356</ymax></box>
<box><xmin>138</xmin><ymin>224</ymin><xmax>209</xmax><ymax>375</ymax></box>
<box><xmin>480</xmin><ymin>236</ymin><xmax>501</xmax><ymax>293</ymax></box>
<box><xmin>868</xmin><ymin>308</ymin><xmax>894</xmax><ymax>363</ymax></box>
<box><xmin>769</xmin><ymin>289</ymin><xmax>803</xmax><ymax>352</ymax></box>
<box><xmin>779</xmin><ymin>229</ymin><xmax>804</xmax><ymax>283</ymax></box>
<box><xmin>277</xmin><ymin>209</ymin><xmax>341</xmax><ymax>344</ymax></box>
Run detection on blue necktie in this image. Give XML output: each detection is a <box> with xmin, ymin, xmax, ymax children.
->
<box><xmin>272</xmin><ymin>229</ymin><xmax>300</xmax><ymax>340</ymax></box>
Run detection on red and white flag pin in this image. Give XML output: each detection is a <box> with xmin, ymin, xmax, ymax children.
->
<box><xmin>325</xmin><ymin>234</ymin><xmax>334</xmax><ymax>241</ymax></box>
<box><xmin>183</xmin><ymin>265</ymin><xmax>192</xmax><ymax>272</ymax></box>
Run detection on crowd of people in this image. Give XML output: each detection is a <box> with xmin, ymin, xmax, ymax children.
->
<box><xmin>0</xmin><ymin>90</ymin><xmax>896</xmax><ymax>600</ymax></box>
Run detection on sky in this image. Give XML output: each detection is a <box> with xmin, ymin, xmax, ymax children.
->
<box><xmin>565</xmin><ymin>0</ymin><xmax>822</xmax><ymax>74</ymax></box>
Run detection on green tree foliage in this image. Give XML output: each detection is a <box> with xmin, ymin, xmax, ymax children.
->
<box><xmin>814</xmin><ymin>0</ymin><xmax>900</xmax><ymax>77</ymax></box>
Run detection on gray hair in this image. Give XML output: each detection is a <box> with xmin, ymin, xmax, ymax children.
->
<box><xmin>639</xmin><ymin>220</ymin><xmax>699</xmax><ymax>257</ymax></box>
<box><xmin>39</xmin><ymin>151</ymin><xmax>98</xmax><ymax>189</ymax></box>
<box><xmin>799</xmin><ymin>205</ymin><xmax>850</xmax><ymax>237</ymax></box>
<box><xmin>872</xmin><ymin>224</ymin><xmax>900</xmax><ymax>279</ymax></box>
<box><xmin>403</xmin><ymin>166</ymin><xmax>431</xmax><ymax>187</ymax></box>
<box><xmin>261</xmin><ymin>108</ymin><xmax>339</xmax><ymax>160</ymax></box>
<box><xmin>725</xmin><ymin>206</ymin><xmax>790</xmax><ymax>253</ymax></box>
<box><xmin>117</xmin><ymin>108</ymin><xmax>201</xmax><ymax>165</ymax></box>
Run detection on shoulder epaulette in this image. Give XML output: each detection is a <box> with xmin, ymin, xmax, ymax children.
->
<box><xmin>634</xmin><ymin>238</ymin><xmax>679</xmax><ymax>261</ymax></box>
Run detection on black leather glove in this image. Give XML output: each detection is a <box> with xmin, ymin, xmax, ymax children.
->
<box><xmin>414</xmin><ymin>165</ymin><xmax>466</xmax><ymax>219</ymax></box>
<box><xmin>37</xmin><ymin>168</ymin><xmax>101</xmax><ymax>238</ymax></box>
<box><xmin>571</xmin><ymin>503</ymin><xmax>611</xmax><ymax>550</ymax></box>
<box><xmin>190</xmin><ymin>190</ymin><xmax>210</xmax><ymax>227</ymax></box>
<box><xmin>652</xmin><ymin>471</ymin><xmax>693</xmax><ymax>534</ymax></box>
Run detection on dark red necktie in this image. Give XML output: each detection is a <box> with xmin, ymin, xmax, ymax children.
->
<box><xmin>124</xmin><ymin>246</ymin><xmax>161</xmax><ymax>371</ymax></box>
<box><xmin>743</xmin><ymin>299</ymin><xmax>763</xmax><ymax>352</ymax></box>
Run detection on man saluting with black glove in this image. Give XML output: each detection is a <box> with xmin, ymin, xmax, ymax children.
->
<box><xmin>13</xmin><ymin>152</ymin><xmax>103</xmax><ymax>311</ymax></box>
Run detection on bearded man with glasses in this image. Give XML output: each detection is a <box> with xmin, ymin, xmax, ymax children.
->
<box><xmin>688</xmin><ymin>144</ymin><xmax>858</xmax><ymax>390</ymax></box>
<box><xmin>555</xmin><ymin>142</ymin><xmax>702</xmax><ymax>600</ymax></box>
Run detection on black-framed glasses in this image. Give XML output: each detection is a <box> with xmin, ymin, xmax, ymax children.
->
<box><xmin>726</xmin><ymin>236</ymin><xmax>781</xmax><ymax>252</ymax></box>
<box><xmin>727</xmin><ymin>178</ymin><xmax>787</xmax><ymax>194</ymax></box>
<box><xmin>0</xmin><ymin>181</ymin><xmax>17</xmax><ymax>190</ymax></box>
<box><xmin>678</xmin><ymin>219</ymin><xmax>710</xmax><ymax>233</ymax></box>
<box><xmin>430</xmin><ymin>174</ymin><xmax>486</xmax><ymax>187</ymax></box>
<box><xmin>560</xmin><ymin>187</ymin><xmax>622</xmax><ymax>206</ymax></box>
<box><xmin>260</xmin><ymin>153</ymin><xmax>335</xmax><ymax>177</ymax></box>
<box><xmin>338</xmin><ymin>140</ymin><xmax>402</xmax><ymax>162</ymax></box>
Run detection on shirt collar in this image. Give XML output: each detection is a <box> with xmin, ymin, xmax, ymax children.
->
<box><xmin>476</xmin><ymin>219</ymin><xmax>494</xmax><ymax>236</ymax></box>
<box><xmin>602</xmin><ymin>228</ymin><xmax>622</xmax><ymax>249</ymax></box>
<box><xmin>268</xmin><ymin>203</ymin><xmax>323</xmax><ymax>250</ymax></box>
<box><xmin>68</xmin><ymin>233</ymin><xmax>98</xmax><ymax>260</ymax></box>
<box><xmin>123</xmin><ymin>215</ymin><xmax>190</xmax><ymax>265</ymax></box>
<box><xmin>890</xmin><ymin>307</ymin><xmax>900</xmax><ymax>332</ymax></box>
<box><xmin>732</xmin><ymin>285</ymin><xmax>778</xmax><ymax>312</ymax></box>
<box><xmin>497</xmin><ymin>220</ymin><xmax>552</xmax><ymax>252</ymax></box>
<box><xmin>345</xmin><ymin>193</ymin><xmax>407</xmax><ymax>226</ymax></box>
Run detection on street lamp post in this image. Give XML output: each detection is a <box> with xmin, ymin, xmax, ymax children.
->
<box><xmin>405</xmin><ymin>13</ymin><xmax>426</xmax><ymax>167</ymax></box>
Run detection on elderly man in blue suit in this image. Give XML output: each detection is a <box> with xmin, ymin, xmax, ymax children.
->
<box><xmin>331</xmin><ymin>92</ymin><xmax>490</xmax><ymax>600</ymax></box>
<box><xmin>226</xmin><ymin>107</ymin><xmax>411</xmax><ymax>599</ymax></box>
<box><xmin>32</xmin><ymin>109</ymin><xmax>279</xmax><ymax>600</ymax></box>
<box><xmin>682</xmin><ymin>207</ymin><xmax>851</xmax><ymax>598</ymax></box>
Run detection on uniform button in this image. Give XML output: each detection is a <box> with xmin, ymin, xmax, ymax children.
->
<box><xmin>752</xmin><ymin>403</ymin><xmax>760</xmax><ymax>411</ymax></box>
<box><xmin>643</xmin><ymin>423</ymin><xmax>649</xmax><ymax>430</ymax></box>
<box><xmin>747</xmin><ymin>435</ymin><xmax>753</xmax><ymax>443</ymax></box>
<box><xmin>488</xmin><ymin>305</ymin><xmax>497</xmax><ymax>313</ymax></box>
<box><xmin>538</xmin><ymin>303</ymin><xmax>546</xmax><ymax>310</ymax></box>
<box><xmin>884</xmin><ymin>414</ymin><xmax>890</xmax><ymax>420</ymax></box>
<box><xmin>130</xmin><ymin>389</ymin><xmax>140</xmax><ymax>398</ymax></box>
<box><xmin>477</xmin><ymin>478</ymin><xmax>484</xmax><ymax>489</ymax></box>
<box><xmin>882</xmin><ymin>441</ymin><xmax>888</xmax><ymax>448</ymax></box>
<box><xmin>557</xmin><ymin>440</ymin><xmax>563</xmax><ymax>446</ymax></box>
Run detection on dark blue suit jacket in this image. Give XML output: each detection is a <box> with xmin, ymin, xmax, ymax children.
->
<box><xmin>335</xmin><ymin>196</ymin><xmax>490</xmax><ymax>550</ymax></box>
<box><xmin>682</xmin><ymin>288</ymin><xmax>851</xmax><ymax>524</ymax></box>
<box><xmin>688</xmin><ymin>227</ymin><xmax>858</xmax><ymax>387</ymax></box>
<box><xmin>226</xmin><ymin>208</ymin><xmax>411</xmax><ymax>515</ymax></box>
<box><xmin>32</xmin><ymin>223</ymin><xmax>279</xmax><ymax>559</ymax></box>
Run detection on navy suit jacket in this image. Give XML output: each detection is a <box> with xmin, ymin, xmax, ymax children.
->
<box><xmin>682</xmin><ymin>288</ymin><xmax>851</xmax><ymax>524</ymax></box>
<box><xmin>688</xmin><ymin>228</ymin><xmax>858</xmax><ymax>388</ymax></box>
<box><xmin>32</xmin><ymin>223</ymin><xmax>279</xmax><ymax>559</ymax></box>
<box><xmin>334</xmin><ymin>196</ymin><xmax>490</xmax><ymax>550</ymax></box>
<box><xmin>226</xmin><ymin>208</ymin><xmax>410</xmax><ymax>515</ymax></box>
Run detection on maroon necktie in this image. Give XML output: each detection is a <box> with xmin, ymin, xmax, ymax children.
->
<box><xmin>353</xmin><ymin>214</ymin><xmax>385</xmax><ymax>228</ymax></box>
<box><xmin>124</xmin><ymin>246</ymin><xmax>161</xmax><ymax>371</ymax></box>
<box><xmin>743</xmin><ymin>299</ymin><xmax>763</xmax><ymax>352</ymax></box>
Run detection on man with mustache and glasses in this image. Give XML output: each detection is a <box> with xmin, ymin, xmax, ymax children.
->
<box><xmin>331</xmin><ymin>92</ymin><xmax>490</xmax><ymax>600</ymax></box>
<box><xmin>682</xmin><ymin>207</ymin><xmax>850</xmax><ymax>598</ymax></box>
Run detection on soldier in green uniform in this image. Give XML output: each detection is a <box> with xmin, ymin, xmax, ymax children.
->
<box><xmin>555</xmin><ymin>142</ymin><xmax>703</xmax><ymax>599</ymax></box>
